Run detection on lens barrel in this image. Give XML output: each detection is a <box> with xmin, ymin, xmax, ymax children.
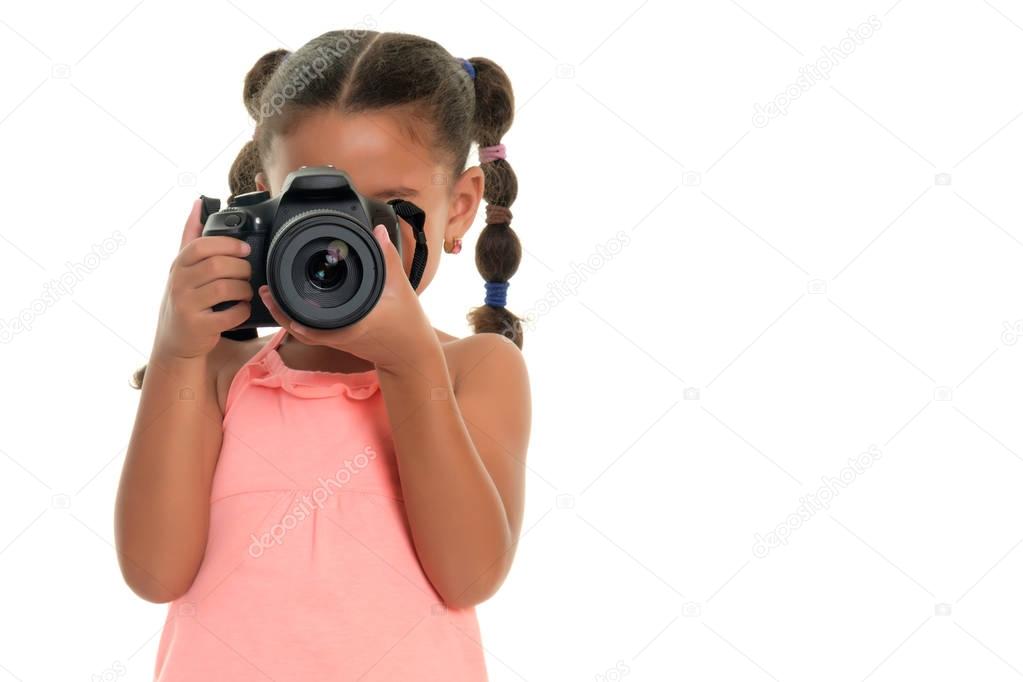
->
<box><xmin>266</xmin><ymin>209</ymin><xmax>386</xmax><ymax>329</ymax></box>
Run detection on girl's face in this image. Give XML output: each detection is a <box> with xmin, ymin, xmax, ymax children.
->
<box><xmin>255</xmin><ymin>108</ymin><xmax>484</xmax><ymax>294</ymax></box>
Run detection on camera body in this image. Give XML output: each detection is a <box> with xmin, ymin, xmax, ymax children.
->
<box><xmin>200</xmin><ymin>166</ymin><xmax>426</xmax><ymax>332</ymax></box>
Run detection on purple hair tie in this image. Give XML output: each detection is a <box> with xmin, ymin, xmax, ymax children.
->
<box><xmin>459</xmin><ymin>58</ymin><xmax>476</xmax><ymax>80</ymax></box>
<box><xmin>479</xmin><ymin>143</ymin><xmax>506</xmax><ymax>164</ymax></box>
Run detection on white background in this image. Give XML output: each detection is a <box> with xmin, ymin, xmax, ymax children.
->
<box><xmin>2</xmin><ymin>0</ymin><xmax>1023</xmax><ymax>680</ymax></box>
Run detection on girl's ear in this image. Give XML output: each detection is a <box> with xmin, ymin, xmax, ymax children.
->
<box><xmin>256</xmin><ymin>171</ymin><xmax>268</xmax><ymax>192</ymax></box>
<box><xmin>446</xmin><ymin>166</ymin><xmax>485</xmax><ymax>243</ymax></box>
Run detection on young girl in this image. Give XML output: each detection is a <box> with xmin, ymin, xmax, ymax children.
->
<box><xmin>114</xmin><ymin>29</ymin><xmax>531</xmax><ymax>681</ymax></box>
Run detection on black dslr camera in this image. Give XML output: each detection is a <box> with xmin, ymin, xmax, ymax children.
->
<box><xmin>200</xmin><ymin>166</ymin><xmax>427</xmax><ymax>338</ymax></box>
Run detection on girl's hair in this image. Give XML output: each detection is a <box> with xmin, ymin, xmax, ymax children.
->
<box><xmin>131</xmin><ymin>30</ymin><xmax>522</xmax><ymax>389</ymax></box>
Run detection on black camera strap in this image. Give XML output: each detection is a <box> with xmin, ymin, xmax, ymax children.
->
<box><xmin>387</xmin><ymin>199</ymin><xmax>428</xmax><ymax>291</ymax></box>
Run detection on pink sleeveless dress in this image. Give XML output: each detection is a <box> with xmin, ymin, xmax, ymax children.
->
<box><xmin>153</xmin><ymin>327</ymin><xmax>489</xmax><ymax>681</ymax></box>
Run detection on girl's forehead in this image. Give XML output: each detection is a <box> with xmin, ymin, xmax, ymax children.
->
<box><xmin>268</xmin><ymin>109</ymin><xmax>438</xmax><ymax>194</ymax></box>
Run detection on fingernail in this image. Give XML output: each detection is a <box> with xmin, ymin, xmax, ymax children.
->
<box><xmin>240</xmin><ymin>242</ymin><xmax>251</xmax><ymax>255</ymax></box>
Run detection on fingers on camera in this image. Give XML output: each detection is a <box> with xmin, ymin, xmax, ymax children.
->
<box><xmin>209</xmin><ymin>300</ymin><xmax>252</xmax><ymax>329</ymax></box>
<box><xmin>178</xmin><ymin>199</ymin><xmax>204</xmax><ymax>251</ymax></box>
<box><xmin>194</xmin><ymin>279</ymin><xmax>253</xmax><ymax>311</ymax></box>
<box><xmin>179</xmin><ymin>236</ymin><xmax>249</xmax><ymax>267</ymax></box>
<box><xmin>188</xmin><ymin>255</ymin><xmax>252</xmax><ymax>288</ymax></box>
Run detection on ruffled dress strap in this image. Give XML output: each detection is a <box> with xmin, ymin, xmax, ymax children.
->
<box><xmin>225</xmin><ymin>328</ymin><xmax>380</xmax><ymax>416</ymax></box>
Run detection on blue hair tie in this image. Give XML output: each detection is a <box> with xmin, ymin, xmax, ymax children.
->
<box><xmin>459</xmin><ymin>57</ymin><xmax>476</xmax><ymax>81</ymax></box>
<box><xmin>484</xmin><ymin>281</ymin><xmax>508</xmax><ymax>307</ymax></box>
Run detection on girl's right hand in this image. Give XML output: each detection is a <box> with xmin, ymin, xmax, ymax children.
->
<box><xmin>151</xmin><ymin>198</ymin><xmax>254</xmax><ymax>361</ymax></box>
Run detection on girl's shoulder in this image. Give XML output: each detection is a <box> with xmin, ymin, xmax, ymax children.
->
<box><xmin>438</xmin><ymin>330</ymin><xmax>524</xmax><ymax>395</ymax></box>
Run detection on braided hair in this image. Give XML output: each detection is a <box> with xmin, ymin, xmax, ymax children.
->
<box><xmin>463</xmin><ymin>57</ymin><xmax>522</xmax><ymax>347</ymax></box>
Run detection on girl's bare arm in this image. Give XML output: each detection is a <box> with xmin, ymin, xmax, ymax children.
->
<box><xmin>377</xmin><ymin>332</ymin><xmax>531</xmax><ymax>609</ymax></box>
<box><xmin>115</xmin><ymin>349</ymin><xmax>226</xmax><ymax>602</ymax></box>
<box><xmin>115</xmin><ymin>199</ymin><xmax>253</xmax><ymax>602</ymax></box>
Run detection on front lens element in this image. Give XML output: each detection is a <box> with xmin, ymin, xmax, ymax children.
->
<box><xmin>306</xmin><ymin>239</ymin><xmax>350</xmax><ymax>290</ymax></box>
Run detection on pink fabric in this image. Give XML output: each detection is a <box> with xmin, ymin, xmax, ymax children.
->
<box><xmin>153</xmin><ymin>327</ymin><xmax>489</xmax><ymax>681</ymax></box>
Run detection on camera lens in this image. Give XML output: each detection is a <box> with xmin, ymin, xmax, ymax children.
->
<box><xmin>305</xmin><ymin>240</ymin><xmax>349</xmax><ymax>290</ymax></box>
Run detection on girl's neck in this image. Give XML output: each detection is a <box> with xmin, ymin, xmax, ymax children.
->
<box><xmin>277</xmin><ymin>333</ymin><xmax>375</xmax><ymax>374</ymax></box>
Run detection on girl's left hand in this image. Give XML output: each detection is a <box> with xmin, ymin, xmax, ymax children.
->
<box><xmin>258</xmin><ymin>223</ymin><xmax>434</xmax><ymax>373</ymax></box>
